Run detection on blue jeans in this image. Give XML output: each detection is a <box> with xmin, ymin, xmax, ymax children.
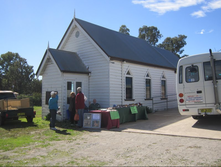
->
<box><xmin>77</xmin><ymin>109</ymin><xmax>84</xmax><ymax>127</ymax></box>
<box><xmin>50</xmin><ymin>109</ymin><xmax>57</xmax><ymax>128</ymax></box>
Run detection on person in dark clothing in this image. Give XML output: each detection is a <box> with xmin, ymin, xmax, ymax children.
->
<box><xmin>68</xmin><ymin>92</ymin><xmax>77</xmax><ymax>126</ymax></box>
<box><xmin>75</xmin><ymin>87</ymin><xmax>85</xmax><ymax>128</ymax></box>
<box><xmin>89</xmin><ymin>99</ymin><xmax>100</xmax><ymax>110</ymax></box>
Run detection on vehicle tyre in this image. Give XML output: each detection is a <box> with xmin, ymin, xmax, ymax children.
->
<box><xmin>192</xmin><ymin>115</ymin><xmax>204</xmax><ymax>120</ymax></box>
<box><xmin>26</xmin><ymin>116</ymin><xmax>33</xmax><ymax>123</ymax></box>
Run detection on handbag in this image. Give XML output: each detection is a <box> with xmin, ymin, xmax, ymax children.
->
<box><xmin>74</xmin><ymin>110</ymin><xmax>79</xmax><ymax>121</ymax></box>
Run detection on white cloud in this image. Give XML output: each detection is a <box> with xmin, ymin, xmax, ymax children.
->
<box><xmin>191</xmin><ymin>0</ymin><xmax>221</xmax><ymax>17</ymax></box>
<box><xmin>132</xmin><ymin>0</ymin><xmax>221</xmax><ymax>17</ymax></box>
<box><xmin>208</xmin><ymin>29</ymin><xmax>214</xmax><ymax>33</ymax></box>
<box><xmin>191</xmin><ymin>10</ymin><xmax>206</xmax><ymax>17</ymax></box>
<box><xmin>196</xmin><ymin>29</ymin><xmax>214</xmax><ymax>34</ymax></box>
<box><xmin>202</xmin><ymin>0</ymin><xmax>221</xmax><ymax>11</ymax></box>
<box><xmin>132</xmin><ymin>0</ymin><xmax>205</xmax><ymax>15</ymax></box>
<box><xmin>200</xmin><ymin>29</ymin><xmax>205</xmax><ymax>34</ymax></box>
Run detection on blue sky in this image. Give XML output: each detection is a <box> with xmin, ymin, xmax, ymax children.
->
<box><xmin>1</xmin><ymin>0</ymin><xmax>221</xmax><ymax>74</ymax></box>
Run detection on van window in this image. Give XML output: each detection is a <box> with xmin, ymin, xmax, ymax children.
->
<box><xmin>203</xmin><ymin>60</ymin><xmax>221</xmax><ymax>81</ymax></box>
<box><xmin>186</xmin><ymin>65</ymin><xmax>199</xmax><ymax>83</ymax></box>
<box><xmin>179</xmin><ymin>66</ymin><xmax>183</xmax><ymax>84</ymax></box>
<box><xmin>203</xmin><ymin>62</ymin><xmax>213</xmax><ymax>81</ymax></box>
<box><xmin>215</xmin><ymin>60</ymin><xmax>221</xmax><ymax>80</ymax></box>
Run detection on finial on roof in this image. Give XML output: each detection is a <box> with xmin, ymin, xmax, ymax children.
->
<box><xmin>47</xmin><ymin>41</ymin><xmax>49</xmax><ymax>50</ymax></box>
<box><xmin>74</xmin><ymin>9</ymin><xmax>76</xmax><ymax>19</ymax></box>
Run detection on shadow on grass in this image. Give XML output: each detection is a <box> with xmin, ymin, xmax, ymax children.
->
<box><xmin>1</xmin><ymin>120</ymin><xmax>37</xmax><ymax>130</ymax></box>
<box><xmin>55</xmin><ymin>129</ymin><xmax>71</xmax><ymax>135</ymax></box>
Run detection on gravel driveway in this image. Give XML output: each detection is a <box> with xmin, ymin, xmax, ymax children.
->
<box><xmin>2</xmin><ymin>108</ymin><xmax>221</xmax><ymax>166</ymax></box>
<box><xmin>2</xmin><ymin>130</ymin><xmax>221</xmax><ymax>166</ymax></box>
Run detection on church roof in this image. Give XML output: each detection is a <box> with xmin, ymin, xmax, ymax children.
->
<box><xmin>74</xmin><ymin>18</ymin><xmax>179</xmax><ymax>69</ymax></box>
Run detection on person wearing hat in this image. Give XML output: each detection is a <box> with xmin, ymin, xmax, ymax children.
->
<box><xmin>75</xmin><ymin>87</ymin><xmax>84</xmax><ymax>128</ymax></box>
<box><xmin>48</xmin><ymin>91</ymin><xmax>58</xmax><ymax>130</ymax></box>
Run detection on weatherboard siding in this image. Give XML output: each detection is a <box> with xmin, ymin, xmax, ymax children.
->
<box><xmin>41</xmin><ymin>59</ymin><xmax>63</xmax><ymax>121</ymax></box>
<box><xmin>109</xmin><ymin>61</ymin><xmax>122</xmax><ymax>106</ymax></box>
<box><xmin>109</xmin><ymin>61</ymin><xmax>177</xmax><ymax>110</ymax></box>
<box><xmin>60</xmin><ymin>27</ymin><xmax>110</xmax><ymax>108</ymax></box>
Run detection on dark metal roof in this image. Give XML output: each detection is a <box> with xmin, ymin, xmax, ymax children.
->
<box><xmin>75</xmin><ymin>18</ymin><xmax>179</xmax><ymax>69</ymax></box>
<box><xmin>48</xmin><ymin>48</ymin><xmax>90</xmax><ymax>74</ymax></box>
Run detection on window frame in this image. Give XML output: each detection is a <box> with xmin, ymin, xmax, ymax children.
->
<box><xmin>179</xmin><ymin>66</ymin><xmax>183</xmax><ymax>84</ymax></box>
<box><xmin>185</xmin><ymin>65</ymin><xmax>199</xmax><ymax>83</ymax></box>
<box><xmin>125</xmin><ymin>76</ymin><xmax>133</xmax><ymax>100</ymax></box>
<box><xmin>204</xmin><ymin>60</ymin><xmax>221</xmax><ymax>81</ymax></box>
<box><xmin>145</xmin><ymin>72</ymin><xmax>152</xmax><ymax>100</ymax></box>
<box><xmin>125</xmin><ymin>69</ymin><xmax>134</xmax><ymax>101</ymax></box>
<box><xmin>161</xmin><ymin>74</ymin><xmax>167</xmax><ymax>99</ymax></box>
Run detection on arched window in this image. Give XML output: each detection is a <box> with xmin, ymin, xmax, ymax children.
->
<box><xmin>161</xmin><ymin>73</ymin><xmax>167</xmax><ymax>98</ymax></box>
<box><xmin>125</xmin><ymin>69</ymin><xmax>133</xmax><ymax>99</ymax></box>
<box><xmin>145</xmin><ymin>72</ymin><xmax>151</xmax><ymax>99</ymax></box>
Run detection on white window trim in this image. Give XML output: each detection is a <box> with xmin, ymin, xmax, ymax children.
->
<box><xmin>125</xmin><ymin>69</ymin><xmax>134</xmax><ymax>101</ymax></box>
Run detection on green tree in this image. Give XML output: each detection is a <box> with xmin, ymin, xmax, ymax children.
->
<box><xmin>30</xmin><ymin>79</ymin><xmax>42</xmax><ymax>93</ymax></box>
<box><xmin>119</xmin><ymin>25</ymin><xmax>130</xmax><ymax>35</ymax></box>
<box><xmin>138</xmin><ymin>25</ymin><xmax>162</xmax><ymax>46</ymax></box>
<box><xmin>158</xmin><ymin>35</ymin><xmax>187</xmax><ymax>57</ymax></box>
<box><xmin>0</xmin><ymin>52</ymin><xmax>35</xmax><ymax>94</ymax></box>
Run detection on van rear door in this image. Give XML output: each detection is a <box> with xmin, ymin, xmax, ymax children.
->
<box><xmin>183</xmin><ymin>63</ymin><xmax>206</xmax><ymax>108</ymax></box>
<box><xmin>203</xmin><ymin>59</ymin><xmax>221</xmax><ymax>106</ymax></box>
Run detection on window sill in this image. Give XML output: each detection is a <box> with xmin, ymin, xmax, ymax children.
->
<box><xmin>145</xmin><ymin>98</ymin><xmax>153</xmax><ymax>100</ymax></box>
<box><xmin>161</xmin><ymin>98</ymin><xmax>168</xmax><ymax>100</ymax></box>
<box><xmin>124</xmin><ymin>99</ymin><xmax>135</xmax><ymax>101</ymax></box>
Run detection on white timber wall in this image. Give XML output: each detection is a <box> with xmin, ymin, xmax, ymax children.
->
<box><xmin>109</xmin><ymin>61</ymin><xmax>177</xmax><ymax>111</ymax></box>
<box><xmin>41</xmin><ymin>57</ymin><xmax>63</xmax><ymax>121</ymax></box>
<box><xmin>60</xmin><ymin>26</ymin><xmax>110</xmax><ymax>108</ymax></box>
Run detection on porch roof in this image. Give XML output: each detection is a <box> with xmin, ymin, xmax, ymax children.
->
<box><xmin>48</xmin><ymin>48</ymin><xmax>90</xmax><ymax>74</ymax></box>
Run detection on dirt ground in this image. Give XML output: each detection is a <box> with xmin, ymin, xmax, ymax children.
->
<box><xmin>2</xmin><ymin>129</ymin><xmax>221</xmax><ymax>166</ymax></box>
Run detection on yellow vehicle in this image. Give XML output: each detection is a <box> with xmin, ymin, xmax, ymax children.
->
<box><xmin>0</xmin><ymin>90</ymin><xmax>36</xmax><ymax>125</ymax></box>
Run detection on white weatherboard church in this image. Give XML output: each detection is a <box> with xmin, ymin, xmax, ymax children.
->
<box><xmin>37</xmin><ymin>17</ymin><xmax>179</xmax><ymax>121</ymax></box>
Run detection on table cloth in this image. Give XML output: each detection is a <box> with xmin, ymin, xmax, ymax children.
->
<box><xmin>90</xmin><ymin>110</ymin><xmax>120</xmax><ymax>130</ymax></box>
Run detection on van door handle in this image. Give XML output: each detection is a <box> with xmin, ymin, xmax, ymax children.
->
<box><xmin>197</xmin><ymin>90</ymin><xmax>202</xmax><ymax>94</ymax></box>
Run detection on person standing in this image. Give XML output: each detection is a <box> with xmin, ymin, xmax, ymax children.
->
<box><xmin>69</xmin><ymin>92</ymin><xmax>77</xmax><ymax>126</ymax></box>
<box><xmin>48</xmin><ymin>91</ymin><xmax>58</xmax><ymax>130</ymax></box>
<box><xmin>75</xmin><ymin>87</ymin><xmax>84</xmax><ymax>128</ymax></box>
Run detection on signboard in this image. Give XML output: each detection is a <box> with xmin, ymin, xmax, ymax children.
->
<box><xmin>83</xmin><ymin>113</ymin><xmax>101</xmax><ymax>128</ymax></box>
<box><xmin>130</xmin><ymin>106</ymin><xmax>138</xmax><ymax>114</ymax></box>
<box><xmin>186</xmin><ymin>95</ymin><xmax>203</xmax><ymax>103</ymax></box>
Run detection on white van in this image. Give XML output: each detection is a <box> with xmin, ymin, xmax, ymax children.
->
<box><xmin>176</xmin><ymin>50</ymin><xmax>221</xmax><ymax>119</ymax></box>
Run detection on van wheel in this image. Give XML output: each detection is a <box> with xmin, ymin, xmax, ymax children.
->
<box><xmin>26</xmin><ymin>116</ymin><xmax>33</xmax><ymax>123</ymax></box>
<box><xmin>192</xmin><ymin>115</ymin><xmax>204</xmax><ymax>120</ymax></box>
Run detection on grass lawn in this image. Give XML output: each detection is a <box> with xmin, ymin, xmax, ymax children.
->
<box><xmin>0</xmin><ymin>107</ymin><xmax>108</xmax><ymax>166</ymax></box>
<box><xmin>0</xmin><ymin>106</ymin><xmax>84</xmax><ymax>151</ymax></box>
